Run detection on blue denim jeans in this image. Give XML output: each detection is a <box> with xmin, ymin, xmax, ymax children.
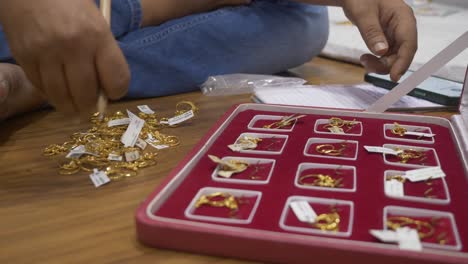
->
<box><xmin>0</xmin><ymin>0</ymin><xmax>329</xmax><ymax>98</ymax></box>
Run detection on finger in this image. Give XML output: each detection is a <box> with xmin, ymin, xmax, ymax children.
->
<box><xmin>95</xmin><ymin>38</ymin><xmax>130</xmax><ymax>100</ymax></box>
<box><xmin>353</xmin><ymin>13</ymin><xmax>389</xmax><ymax>56</ymax></box>
<box><xmin>387</xmin><ymin>6</ymin><xmax>417</xmax><ymax>81</ymax></box>
<box><xmin>64</xmin><ymin>56</ymin><xmax>99</xmax><ymax>115</ymax></box>
<box><xmin>39</xmin><ymin>59</ymin><xmax>76</xmax><ymax>113</ymax></box>
<box><xmin>360</xmin><ymin>54</ymin><xmax>389</xmax><ymax>74</ymax></box>
<box><xmin>15</xmin><ymin>58</ymin><xmax>44</xmax><ymax>96</ymax></box>
<box><xmin>389</xmin><ymin>35</ymin><xmax>417</xmax><ymax>82</ymax></box>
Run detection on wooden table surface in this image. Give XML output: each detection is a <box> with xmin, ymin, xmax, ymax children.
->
<box><xmin>0</xmin><ymin>58</ymin><xmax>456</xmax><ymax>264</ymax></box>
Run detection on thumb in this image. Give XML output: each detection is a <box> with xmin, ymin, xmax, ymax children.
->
<box><xmin>354</xmin><ymin>14</ymin><xmax>389</xmax><ymax>56</ymax></box>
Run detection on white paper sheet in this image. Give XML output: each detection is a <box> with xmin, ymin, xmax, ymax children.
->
<box><xmin>253</xmin><ymin>84</ymin><xmax>442</xmax><ymax>111</ymax></box>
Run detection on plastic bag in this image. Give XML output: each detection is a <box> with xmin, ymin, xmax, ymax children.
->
<box><xmin>200</xmin><ymin>74</ymin><xmax>307</xmax><ymax>96</ymax></box>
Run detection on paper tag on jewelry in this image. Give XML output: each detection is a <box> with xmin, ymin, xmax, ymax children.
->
<box><xmin>385</xmin><ymin>179</ymin><xmax>404</xmax><ymax>197</ymax></box>
<box><xmin>66</xmin><ymin>145</ymin><xmax>87</xmax><ymax>159</ymax></box>
<box><xmin>404</xmin><ymin>131</ymin><xmax>436</xmax><ymax>138</ymax></box>
<box><xmin>168</xmin><ymin>110</ymin><xmax>194</xmax><ymax>126</ymax></box>
<box><xmin>108</xmin><ymin>118</ymin><xmax>130</xmax><ymax>127</ymax></box>
<box><xmin>121</xmin><ymin>110</ymin><xmax>145</xmax><ymax>147</ymax></box>
<box><xmin>396</xmin><ymin>227</ymin><xmax>422</xmax><ymax>251</ymax></box>
<box><xmin>125</xmin><ymin>150</ymin><xmax>140</xmax><ymax>162</ymax></box>
<box><xmin>364</xmin><ymin>146</ymin><xmax>402</xmax><ymax>155</ymax></box>
<box><xmin>405</xmin><ymin>167</ymin><xmax>445</xmax><ymax>182</ymax></box>
<box><xmin>152</xmin><ymin>144</ymin><xmax>170</xmax><ymax>150</ymax></box>
<box><xmin>107</xmin><ymin>153</ymin><xmax>123</xmax><ymax>161</ymax></box>
<box><xmin>66</xmin><ymin>145</ymin><xmax>98</xmax><ymax>159</ymax></box>
<box><xmin>290</xmin><ymin>201</ymin><xmax>317</xmax><ymax>223</ymax></box>
<box><xmin>135</xmin><ymin>138</ymin><xmax>148</xmax><ymax>150</ymax></box>
<box><xmin>146</xmin><ymin>137</ymin><xmax>169</xmax><ymax>149</ymax></box>
<box><xmin>370</xmin><ymin>230</ymin><xmax>399</xmax><ymax>243</ymax></box>
<box><xmin>328</xmin><ymin>126</ymin><xmax>345</xmax><ymax>134</ymax></box>
<box><xmin>89</xmin><ymin>169</ymin><xmax>110</xmax><ymax>188</ymax></box>
<box><xmin>137</xmin><ymin>105</ymin><xmax>155</xmax><ymax>114</ymax></box>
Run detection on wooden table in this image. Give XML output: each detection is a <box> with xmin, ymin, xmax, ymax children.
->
<box><xmin>0</xmin><ymin>58</ymin><xmax>455</xmax><ymax>263</ymax></box>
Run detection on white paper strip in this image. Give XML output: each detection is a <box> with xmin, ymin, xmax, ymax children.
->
<box><xmin>370</xmin><ymin>227</ymin><xmax>422</xmax><ymax>251</ymax></box>
<box><xmin>168</xmin><ymin>110</ymin><xmax>194</xmax><ymax>126</ymax></box>
<box><xmin>364</xmin><ymin>146</ymin><xmax>402</xmax><ymax>155</ymax></box>
<box><xmin>385</xmin><ymin>179</ymin><xmax>404</xmax><ymax>197</ymax></box>
<box><xmin>366</xmin><ymin>31</ymin><xmax>468</xmax><ymax>113</ymax></box>
<box><xmin>405</xmin><ymin>167</ymin><xmax>446</xmax><ymax>182</ymax></box>
<box><xmin>137</xmin><ymin>105</ymin><xmax>155</xmax><ymax>114</ymax></box>
<box><xmin>290</xmin><ymin>201</ymin><xmax>317</xmax><ymax>223</ymax></box>
<box><xmin>108</xmin><ymin>118</ymin><xmax>130</xmax><ymax>127</ymax></box>
<box><xmin>396</xmin><ymin>227</ymin><xmax>422</xmax><ymax>251</ymax></box>
<box><xmin>404</xmin><ymin>131</ymin><xmax>436</xmax><ymax>138</ymax></box>
<box><xmin>370</xmin><ymin>230</ymin><xmax>399</xmax><ymax>243</ymax></box>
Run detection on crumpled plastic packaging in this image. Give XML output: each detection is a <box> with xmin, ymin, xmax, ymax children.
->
<box><xmin>200</xmin><ymin>73</ymin><xmax>307</xmax><ymax>96</ymax></box>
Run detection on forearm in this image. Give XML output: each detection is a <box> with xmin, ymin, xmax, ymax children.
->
<box><xmin>292</xmin><ymin>0</ymin><xmax>342</xmax><ymax>7</ymax></box>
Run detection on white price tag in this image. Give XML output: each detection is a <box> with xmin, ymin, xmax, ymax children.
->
<box><xmin>66</xmin><ymin>145</ymin><xmax>87</xmax><ymax>159</ymax></box>
<box><xmin>108</xmin><ymin>118</ymin><xmax>130</xmax><ymax>127</ymax></box>
<box><xmin>66</xmin><ymin>145</ymin><xmax>98</xmax><ymax>159</ymax></box>
<box><xmin>364</xmin><ymin>146</ymin><xmax>402</xmax><ymax>155</ymax></box>
<box><xmin>290</xmin><ymin>201</ymin><xmax>317</xmax><ymax>223</ymax></box>
<box><xmin>404</xmin><ymin>131</ymin><xmax>436</xmax><ymax>138</ymax></box>
<box><xmin>89</xmin><ymin>169</ymin><xmax>110</xmax><ymax>188</ymax></box>
<box><xmin>152</xmin><ymin>144</ymin><xmax>169</xmax><ymax>150</ymax></box>
<box><xmin>137</xmin><ymin>105</ymin><xmax>155</xmax><ymax>114</ymax></box>
<box><xmin>125</xmin><ymin>150</ymin><xmax>140</xmax><ymax>162</ymax></box>
<box><xmin>146</xmin><ymin>137</ymin><xmax>169</xmax><ymax>149</ymax></box>
<box><xmin>168</xmin><ymin>110</ymin><xmax>194</xmax><ymax>126</ymax></box>
<box><xmin>135</xmin><ymin>138</ymin><xmax>148</xmax><ymax>150</ymax></box>
<box><xmin>121</xmin><ymin>110</ymin><xmax>145</xmax><ymax>147</ymax></box>
<box><xmin>405</xmin><ymin>167</ymin><xmax>445</xmax><ymax>182</ymax></box>
<box><xmin>328</xmin><ymin>126</ymin><xmax>345</xmax><ymax>134</ymax></box>
<box><xmin>396</xmin><ymin>227</ymin><xmax>422</xmax><ymax>251</ymax></box>
<box><xmin>385</xmin><ymin>179</ymin><xmax>405</xmax><ymax>197</ymax></box>
<box><xmin>107</xmin><ymin>153</ymin><xmax>123</xmax><ymax>161</ymax></box>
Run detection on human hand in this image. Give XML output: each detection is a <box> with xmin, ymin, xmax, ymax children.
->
<box><xmin>0</xmin><ymin>0</ymin><xmax>130</xmax><ymax>115</ymax></box>
<box><xmin>342</xmin><ymin>0</ymin><xmax>417</xmax><ymax>81</ymax></box>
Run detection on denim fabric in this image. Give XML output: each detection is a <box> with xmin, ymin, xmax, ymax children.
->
<box><xmin>0</xmin><ymin>0</ymin><xmax>329</xmax><ymax>98</ymax></box>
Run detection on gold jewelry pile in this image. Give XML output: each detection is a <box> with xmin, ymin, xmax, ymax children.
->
<box><xmin>43</xmin><ymin>101</ymin><xmax>197</xmax><ymax>180</ymax></box>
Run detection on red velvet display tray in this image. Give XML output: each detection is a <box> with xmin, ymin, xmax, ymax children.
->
<box><xmin>136</xmin><ymin>103</ymin><xmax>468</xmax><ymax>264</ymax></box>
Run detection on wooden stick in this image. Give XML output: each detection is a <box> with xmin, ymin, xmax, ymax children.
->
<box><xmin>97</xmin><ymin>0</ymin><xmax>112</xmax><ymax>116</ymax></box>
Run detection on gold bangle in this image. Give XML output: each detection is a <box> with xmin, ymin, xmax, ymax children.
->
<box><xmin>315</xmin><ymin>143</ymin><xmax>347</xmax><ymax>156</ymax></box>
<box><xmin>176</xmin><ymin>100</ymin><xmax>199</xmax><ymax>115</ymax></box>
